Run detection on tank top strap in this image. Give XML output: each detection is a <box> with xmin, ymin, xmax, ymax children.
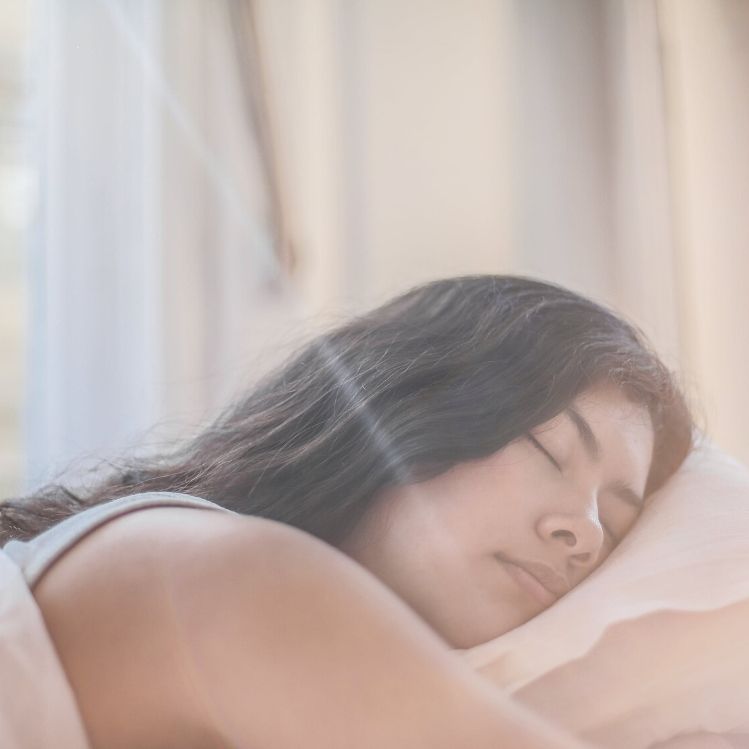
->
<box><xmin>3</xmin><ymin>492</ymin><xmax>233</xmax><ymax>588</ymax></box>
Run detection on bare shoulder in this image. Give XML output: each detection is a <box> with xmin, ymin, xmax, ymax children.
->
<box><xmin>33</xmin><ymin>505</ymin><xmax>338</xmax><ymax>623</ymax></box>
<box><xmin>34</xmin><ymin>504</ymin><xmax>361</xmax><ymax>614</ymax></box>
<box><xmin>32</xmin><ymin>507</ymin><xmax>445</xmax><ymax>748</ymax></box>
<box><xmin>34</xmin><ymin>506</ymin><xmax>377</xmax><ymax>749</ymax></box>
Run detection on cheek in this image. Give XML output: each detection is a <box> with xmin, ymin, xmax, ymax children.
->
<box><xmin>362</xmin><ymin>482</ymin><xmax>501</xmax><ymax>605</ymax></box>
<box><xmin>343</xmin><ymin>469</ymin><xmax>553</xmax><ymax>648</ymax></box>
<box><xmin>422</xmin><ymin>450</ymin><xmax>542</xmax><ymax>538</ymax></box>
<box><xmin>348</xmin><ymin>484</ymin><xmax>481</xmax><ymax>578</ymax></box>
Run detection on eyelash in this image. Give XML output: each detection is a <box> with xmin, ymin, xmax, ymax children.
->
<box><xmin>527</xmin><ymin>435</ymin><xmax>620</xmax><ymax>545</ymax></box>
<box><xmin>527</xmin><ymin>434</ymin><xmax>562</xmax><ymax>472</ymax></box>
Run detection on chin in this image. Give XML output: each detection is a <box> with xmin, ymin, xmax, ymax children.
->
<box><xmin>439</xmin><ymin>617</ymin><xmax>516</xmax><ymax>650</ymax></box>
<box><xmin>442</xmin><ymin>604</ymin><xmax>544</xmax><ymax>649</ymax></box>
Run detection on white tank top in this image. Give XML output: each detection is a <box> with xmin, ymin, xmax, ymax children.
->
<box><xmin>0</xmin><ymin>492</ymin><xmax>230</xmax><ymax>749</ymax></box>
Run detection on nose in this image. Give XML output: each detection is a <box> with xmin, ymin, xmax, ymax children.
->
<box><xmin>536</xmin><ymin>511</ymin><xmax>605</xmax><ymax>568</ymax></box>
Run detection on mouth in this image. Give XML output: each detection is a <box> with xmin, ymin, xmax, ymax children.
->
<box><xmin>494</xmin><ymin>553</ymin><xmax>570</xmax><ymax>607</ymax></box>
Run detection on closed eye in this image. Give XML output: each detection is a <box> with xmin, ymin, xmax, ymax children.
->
<box><xmin>527</xmin><ymin>434</ymin><xmax>562</xmax><ymax>472</ymax></box>
<box><xmin>528</xmin><ymin>434</ymin><xmax>622</xmax><ymax>546</ymax></box>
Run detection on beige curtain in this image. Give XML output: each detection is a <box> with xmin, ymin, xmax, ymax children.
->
<box><xmin>657</xmin><ymin>0</ymin><xmax>749</xmax><ymax>464</ymax></box>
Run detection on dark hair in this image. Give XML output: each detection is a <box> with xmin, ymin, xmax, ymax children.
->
<box><xmin>0</xmin><ymin>275</ymin><xmax>693</xmax><ymax>545</ymax></box>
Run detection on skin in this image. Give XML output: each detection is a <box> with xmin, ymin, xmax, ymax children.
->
<box><xmin>31</xmin><ymin>383</ymin><xmax>652</xmax><ymax>747</ymax></box>
<box><xmin>34</xmin><ymin>507</ymin><xmax>589</xmax><ymax>748</ymax></box>
<box><xmin>342</xmin><ymin>383</ymin><xmax>655</xmax><ymax>648</ymax></box>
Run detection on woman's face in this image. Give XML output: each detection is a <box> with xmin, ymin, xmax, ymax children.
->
<box><xmin>341</xmin><ymin>384</ymin><xmax>655</xmax><ymax>648</ymax></box>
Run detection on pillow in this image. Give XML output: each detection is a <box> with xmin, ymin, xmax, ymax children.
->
<box><xmin>464</xmin><ymin>441</ymin><xmax>749</xmax><ymax>748</ymax></box>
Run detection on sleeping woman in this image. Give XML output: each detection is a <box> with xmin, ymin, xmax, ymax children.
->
<box><xmin>0</xmin><ymin>275</ymin><xmax>693</xmax><ymax>748</ymax></box>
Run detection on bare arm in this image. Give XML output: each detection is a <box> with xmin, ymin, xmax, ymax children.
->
<box><xmin>35</xmin><ymin>508</ymin><xmax>591</xmax><ymax>749</ymax></box>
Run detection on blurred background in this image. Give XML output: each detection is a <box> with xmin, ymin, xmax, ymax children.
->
<box><xmin>1</xmin><ymin>0</ymin><xmax>748</xmax><ymax>496</ymax></box>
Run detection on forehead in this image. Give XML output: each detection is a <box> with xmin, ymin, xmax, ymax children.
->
<box><xmin>573</xmin><ymin>385</ymin><xmax>653</xmax><ymax>440</ymax></box>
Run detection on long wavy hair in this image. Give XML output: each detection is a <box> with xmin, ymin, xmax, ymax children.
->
<box><xmin>0</xmin><ymin>275</ymin><xmax>694</xmax><ymax>546</ymax></box>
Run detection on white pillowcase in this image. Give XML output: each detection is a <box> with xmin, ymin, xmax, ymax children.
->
<box><xmin>465</xmin><ymin>442</ymin><xmax>749</xmax><ymax>748</ymax></box>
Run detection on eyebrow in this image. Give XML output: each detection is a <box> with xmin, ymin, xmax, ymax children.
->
<box><xmin>565</xmin><ymin>406</ymin><xmax>601</xmax><ymax>461</ymax></box>
<box><xmin>565</xmin><ymin>406</ymin><xmax>645</xmax><ymax>507</ymax></box>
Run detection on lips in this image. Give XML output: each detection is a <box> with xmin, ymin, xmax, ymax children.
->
<box><xmin>495</xmin><ymin>553</ymin><xmax>571</xmax><ymax>606</ymax></box>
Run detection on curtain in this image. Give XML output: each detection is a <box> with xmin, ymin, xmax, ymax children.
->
<box><xmin>26</xmin><ymin>0</ymin><xmax>295</xmax><ymax>487</ymax></box>
<box><xmin>656</xmin><ymin>0</ymin><xmax>749</xmax><ymax>464</ymax></box>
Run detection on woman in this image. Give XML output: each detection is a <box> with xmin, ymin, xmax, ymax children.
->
<box><xmin>0</xmin><ymin>275</ymin><xmax>692</xmax><ymax>748</ymax></box>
